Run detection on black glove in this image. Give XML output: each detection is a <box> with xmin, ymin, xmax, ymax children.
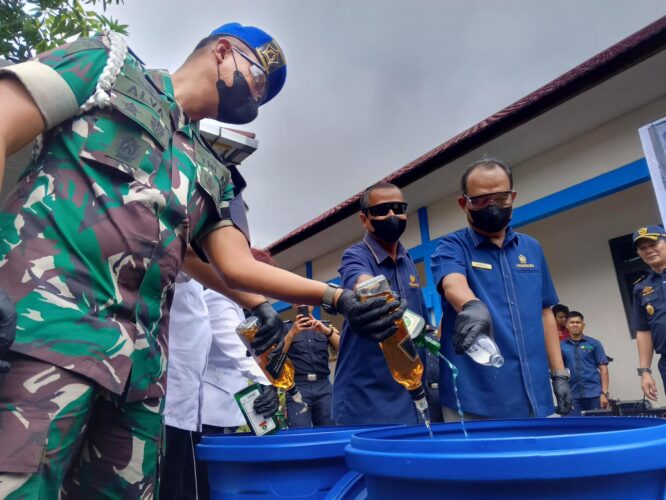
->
<box><xmin>250</xmin><ymin>302</ymin><xmax>284</xmax><ymax>355</ymax></box>
<box><xmin>551</xmin><ymin>372</ymin><xmax>573</xmax><ymax>416</ymax></box>
<box><xmin>336</xmin><ymin>289</ymin><xmax>407</xmax><ymax>342</ymax></box>
<box><xmin>453</xmin><ymin>299</ymin><xmax>492</xmax><ymax>354</ymax></box>
<box><xmin>0</xmin><ymin>289</ymin><xmax>17</xmax><ymax>374</ymax></box>
<box><xmin>253</xmin><ymin>385</ymin><xmax>279</xmax><ymax>418</ymax></box>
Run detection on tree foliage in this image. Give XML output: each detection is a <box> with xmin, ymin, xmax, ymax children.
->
<box><xmin>0</xmin><ymin>0</ymin><xmax>127</xmax><ymax>62</ymax></box>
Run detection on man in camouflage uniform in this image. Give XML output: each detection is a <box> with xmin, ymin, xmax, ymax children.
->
<box><xmin>0</xmin><ymin>23</ymin><xmax>406</xmax><ymax>498</ymax></box>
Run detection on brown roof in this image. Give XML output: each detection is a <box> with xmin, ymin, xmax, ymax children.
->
<box><xmin>268</xmin><ymin>15</ymin><xmax>666</xmax><ymax>256</ymax></box>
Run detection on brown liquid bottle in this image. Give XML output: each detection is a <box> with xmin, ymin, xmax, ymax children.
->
<box><xmin>236</xmin><ymin>316</ymin><xmax>296</xmax><ymax>392</ymax></box>
<box><xmin>356</xmin><ymin>275</ymin><xmax>428</xmax><ymax>415</ymax></box>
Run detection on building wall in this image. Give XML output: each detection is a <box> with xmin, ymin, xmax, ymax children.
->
<box><xmin>523</xmin><ymin>182</ymin><xmax>660</xmax><ymax>402</ymax></box>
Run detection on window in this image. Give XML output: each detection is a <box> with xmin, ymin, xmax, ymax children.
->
<box><xmin>608</xmin><ymin>232</ymin><xmax>651</xmax><ymax>338</ymax></box>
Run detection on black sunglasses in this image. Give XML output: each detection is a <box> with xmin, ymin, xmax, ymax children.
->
<box><xmin>364</xmin><ymin>202</ymin><xmax>408</xmax><ymax>217</ymax></box>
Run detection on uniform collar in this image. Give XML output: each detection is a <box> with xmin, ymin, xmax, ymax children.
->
<box><xmin>466</xmin><ymin>225</ymin><xmax>517</xmax><ymax>248</ymax></box>
<box><xmin>566</xmin><ymin>335</ymin><xmax>588</xmax><ymax>344</ymax></box>
<box><xmin>363</xmin><ymin>232</ymin><xmax>407</xmax><ymax>264</ymax></box>
<box><xmin>145</xmin><ymin>68</ymin><xmax>193</xmax><ymax>137</ymax></box>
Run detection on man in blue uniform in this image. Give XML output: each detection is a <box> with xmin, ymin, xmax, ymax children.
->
<box><xmin>560</xmin><ymin>311</ymin><xmax>610</xmax><ymax>415</ymax></box>
<box><xmin>333</xmin><ymin>182</ymin><xmax>431</xmax><ymax>425</ymax></box>
<box><xmin>284</xmin><ymin>306</ymin><xmax>339</xmax><ymax>427</ymax></box>
<box><xmin>631</xmin><ymin>225</ymin><xmax>666</xmax><ymax>401</ymax></box>
<box><xmin>431</xmin><ymin>157</ymin><xmax>572</xmax><ymax>420</ymax></box>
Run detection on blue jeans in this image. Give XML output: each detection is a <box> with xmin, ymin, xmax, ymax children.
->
<box><xmin>569</xmin><ymin>396</ymin><xmax>601</xmax><ymax>416</ymax></box>
<box><xmin>287</xmin><ymin>379</ymin><xmax>332</xmax><ymax>428</ymax></box>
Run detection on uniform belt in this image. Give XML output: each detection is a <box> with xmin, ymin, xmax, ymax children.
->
<box><xmin>295</xmin><ymin>373</ymin><xmax>327</xmax><ymax>382</ymax></box>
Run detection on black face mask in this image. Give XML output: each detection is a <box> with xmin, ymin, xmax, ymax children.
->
<box><xmin>469</xmin><ymin>205</ymin><xmax>512</xmax><ymax>233</ymax></box>
<box><xmin>215</xmin><ymin>51</ymin><xmax>258</xmax><ymax>124</ymax></box>
<box><xmin>370</xmin><ymin>216</ymin><xmax>406</xmax><ymax>243</ymax></box>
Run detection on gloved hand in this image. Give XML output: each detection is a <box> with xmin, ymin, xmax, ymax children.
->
<box><xmin>250</xmin><ymin>302</ymin><xmax>284</xmax><ymax>355</ymax></box>
<box><xmin>253</xmin><ymin>385</ymin><xmax>279</xmax><ymax>418</ymax></box>
<box><xmin>453</xmin><ymin>299</ymin><xmax>492</xmax><ymax>354</ymax></box>
<box><xmin>0</xmin><ymin>289</ymin><xmax>17</xmax><ymax>374</ymax></box>
<box><xmin>551</xmin><ymin>371</ymin><xmax>573</xmax><ymax>415</ymax></box>
<box><xmin>336</xmin><ymin>289</ymin><xmax>407</xmax><ymax>342</ymax></box>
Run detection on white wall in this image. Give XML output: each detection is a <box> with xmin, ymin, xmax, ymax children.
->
<box><xmin>523</xmin><ymin>182</ymin><xmax>661</xmax><ymax>402</ymax></box>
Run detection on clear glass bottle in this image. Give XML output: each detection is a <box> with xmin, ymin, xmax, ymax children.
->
<box><xmin>465</xmin><ymin>334</ymin><xmax>504</xmax><ymax>368</ymax></box>
<box><xmin>356</xmin><ymin>275</ymin><xmax>428</xmax><ymax>414</ymax></box>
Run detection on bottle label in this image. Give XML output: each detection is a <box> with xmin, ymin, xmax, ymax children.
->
<box><xmin>235</xmin><ymin>384</ymin><xmax>277</xmax><ymax>436</ymax></box>
<box><xmin>265</xmin><ymin>350</ymin><xmax>288</xmax><ymax>380</ymax></box>
<box><xmin>398</xmin><ymin>335</ymin><xmax>419</xmax><ymax>362</ymax></box>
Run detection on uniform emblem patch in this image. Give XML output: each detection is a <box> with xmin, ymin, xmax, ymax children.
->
<box><xmin>647</xmin><ymin>304</ymin><xmax>655</xmax><ymax>316</ymax></box>
<box><xmin>517</xmin><ymin>254</ymin><xmax>535</xmax><ymax>269</ymax></box>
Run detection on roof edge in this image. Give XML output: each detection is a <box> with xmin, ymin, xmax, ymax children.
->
<box><xmin>268</xmin><ymin>15</ymin><xmax>666</xmax><ymax>256</ymax></box>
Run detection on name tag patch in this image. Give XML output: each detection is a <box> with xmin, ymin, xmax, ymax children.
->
<box><xmin>472</xmin><ymin>261</ymin><xmax>492</xmax><ymax>270</ymax></box>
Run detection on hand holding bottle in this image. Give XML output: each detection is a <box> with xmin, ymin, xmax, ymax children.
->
<box><xmin>250</xmin><ymin>302</ymin><xmax>284</xmax><ymax>354</ymax></box>
<box><xmin>453</xmin><ymin>299</ymin><xmax>492</xmax><ymax>354</ymax></box>
<box><xmin>253</xmin><ymin>384</ymin><xmax>280</xmax><ymax>418</ymax></box>
<box><xmin>337</xmin><ymin>289</ymin><xmax>407</xmax><ymax>341</ymax></box>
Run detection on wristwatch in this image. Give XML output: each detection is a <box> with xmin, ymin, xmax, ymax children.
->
<box><xmin>637</xmin><ymin>367</ymin><xmax>652</xmax><ymax>376</ymax></box>
<box><xmin>320</xmin><ymin>284</ymin><xmax>340</xmax><ymax>315</ymax></box>
<box><xmin>325</xmin><ymin>326</ymin><xmax>337</xmax><ymax>338</ymax></box>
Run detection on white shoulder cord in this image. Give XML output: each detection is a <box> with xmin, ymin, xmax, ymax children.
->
<box><xmin>33</xmin><ymin>31</ymin><xmax>128</xmax><ymax>160</ymax></box>
<box><xmin>78</xmin><ymin>30</ymin><xmax>128</xmax><ymax>114</ymax></box>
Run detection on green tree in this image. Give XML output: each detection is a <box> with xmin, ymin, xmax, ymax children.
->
<box><xmin>0</xmin><ymin>0</ymin><xmax>127</xmax><ymax>63</ymax></box>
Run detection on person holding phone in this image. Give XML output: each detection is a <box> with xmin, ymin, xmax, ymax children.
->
<box><xmin>283</xmin><ymin>305</ymin><xmax>339</xmax><ymax>427</ymax></box>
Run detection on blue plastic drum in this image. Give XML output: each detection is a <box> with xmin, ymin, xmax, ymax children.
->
<box><xmin>345</xmin><ymin>418</ymin><xmax>666</xmax><ymax>499</ymax></box>
<box><xmin>196</xmin><ymin>425</ymin><xmax>391</xmax><ymax>499</ymax></box>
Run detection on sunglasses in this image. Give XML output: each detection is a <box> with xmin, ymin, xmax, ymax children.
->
<box><xmin>463</xmin><ymin>191</ymin><xmax>514</xmax><ymax>210</ymax></box>
<box><xmin>364</xmin><ymin>202</ymin><xmax>408</xmax><ymax>217</ymax></box>
<box><xmin>231</xmin><ymin>47</ymin><xmax>267</xmax><ymax>103</ymax></box>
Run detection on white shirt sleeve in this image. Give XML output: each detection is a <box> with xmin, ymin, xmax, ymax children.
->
<box><xmin>203</xmin><ymin>289</ymin><xmax>270</xmax><ymax>384</ymax></box>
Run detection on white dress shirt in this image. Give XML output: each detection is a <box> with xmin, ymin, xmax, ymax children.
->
<box><xmin>201</xmin><ymin>289</ymin><xmax>269</xmax><ymax>428</ymax></box>
<box><xmin>164</xmin><ymin>277</ymin><xmax>211</xmax><ymax>431</ymax></box>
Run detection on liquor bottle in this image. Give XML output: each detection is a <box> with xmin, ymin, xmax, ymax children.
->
<box><xmin>409</xmin><ymin>316</ymin><xmax>504</xmax><ymax>368</ymax></box>
<box><xmin>234</xmin><ymin>384</ymin><xmax>278</xmax><ymax>436</ymax></box>
<box><xmin>236</xmin><ymin>317</ymin><xmax>307</xmax><ymax>408</ymax></box>
<box><xmin>236</xmin><ymin>316</ymin><xmax>296</xmax><ymax>390</ymax></box>
<box><xmin>465</xmin><ymin>334</ymin><xmax>504</xmax><ymax>368</ymax></box>
<box><xmin>355</xmin><ymin>275</ymin><xmax>428</xmax><ymax>415</ymax></box>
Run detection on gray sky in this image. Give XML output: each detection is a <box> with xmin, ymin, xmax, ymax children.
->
<box><xmin>104</xmin><ymin>0</ymin><xmax>666</xmax><ymax>247</ymax></box>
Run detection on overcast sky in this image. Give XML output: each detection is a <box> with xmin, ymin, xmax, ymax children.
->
<box><xmin>103</xmin><ymin>0</ymin><xmax>665</xmax><ymax>247</ymax></box>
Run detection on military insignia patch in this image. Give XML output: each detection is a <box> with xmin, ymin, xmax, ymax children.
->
<box><xmin>639</xmin><ymin>227</ymin><xmax>648</xmax><ymax>236</ymax></box>
<box><xmin>409</xmin><ymin>275</ymin><xmax>419</xmax><ymax>288</ymax></box>
<box><xmin>642</xmin><ymin>287</ymin><xmax>655</xmax><ymax>296</ymax></box>
<box><xmin>647</xmin><ymin>304</ymin><xmax>655</xmax><ymax>316</ymax></box>
<box><xmin>256</xmin><ymin>41</ymin><xmax>286</xmax><ymax>72</ymax></box>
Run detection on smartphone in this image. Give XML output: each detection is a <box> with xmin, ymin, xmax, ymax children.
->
<box><xmin>297</xmin><ymin>305</ymin><xmax>310</xmax><ymax>318</ymax></box>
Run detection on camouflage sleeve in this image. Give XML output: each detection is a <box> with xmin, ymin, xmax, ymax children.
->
<box><xmin>191</xmin><ymin>181</ymin><xmax>238</xmax><ymax>261</ymax></box>
<box><xmin>0</xmin><ymin>36</ymin><xmax>109</xmax><ymax>128</ymax></box>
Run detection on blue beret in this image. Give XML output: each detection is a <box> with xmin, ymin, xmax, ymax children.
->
<box><xmin>211</xmin><ymin>22</ymin><xmax>286</xmax><ymax>105</ymax></box>
<box><xmin>633</xmin><ymin>225</ymin><xmax>666</xmax><ymax>245</ymax></box>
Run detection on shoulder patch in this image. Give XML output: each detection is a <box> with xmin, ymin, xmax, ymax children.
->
<box><xmin>65</xmin><ymin>37</ymin><xmax>106</xmax><ymax>57</ymax></box>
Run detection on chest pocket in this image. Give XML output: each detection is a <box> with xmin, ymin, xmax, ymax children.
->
<box><xmin>640</xmin><ymin>286</ymin><xmax>662</xmax><ymax>319</ymax></box>
<box><xmin>193</xmin><ymin>137</ymin><xmax>232</xmax><ymax>219</ymax></box>
<box><xmin>79</xmin><ymin>72</ymin><xmax>172</xmax><ymax>184</ymax></box>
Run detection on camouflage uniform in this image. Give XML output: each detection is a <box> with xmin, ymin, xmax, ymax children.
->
<box><xmin>0</xmin><ymin>33</ymin><xmax>237</xmax><ymax>498</ymax></box>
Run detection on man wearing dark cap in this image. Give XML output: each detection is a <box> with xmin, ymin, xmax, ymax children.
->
<box><xmin>0</xmin><ymin>24</ymin><xmax>404</xmax><ymax>497</ymax></box>
<box><xmin>631</xmin><ymin>225</ymin><xmax>666</xmax><ymax>401</ymax></box>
